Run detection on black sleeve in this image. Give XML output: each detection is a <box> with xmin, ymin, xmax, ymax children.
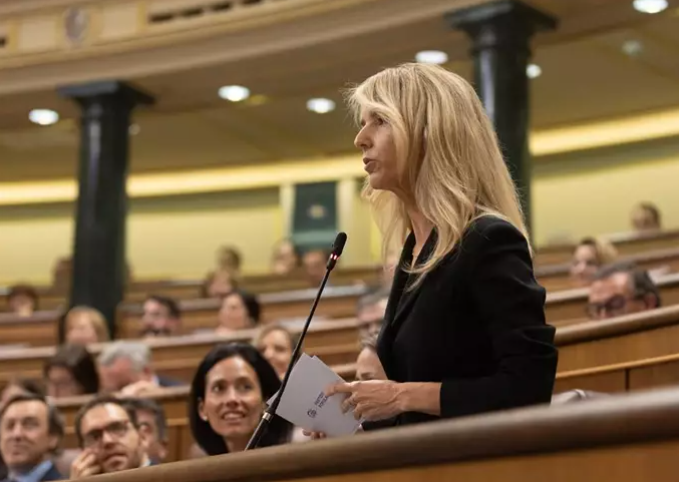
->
<box><xmin>439</xmin><ymin>219</ymin><xmax>558</xmax><ymax>418</ymax></box>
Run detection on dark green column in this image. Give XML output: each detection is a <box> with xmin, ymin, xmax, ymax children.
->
<box><xmin>58</xmin><ymin>81</ymin><xmax>153</xmax><ymax>337</ymax></box>
<box><xmin>447</xmin><ymin>1</ymin><xmax>556</xmax><ymax>233</ymax></box>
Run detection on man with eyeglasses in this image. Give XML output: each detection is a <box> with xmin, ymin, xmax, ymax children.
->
<box><xmin>70</xmin><ymin>397</ymin><xmax>149</xmax><ymax>478</ymax></box>
<box><xmin>587</xmin><ymin>261</ymin><xmax>661</xmax><ymax>320</ymax></box>
<box><xmin>0</xmin><ymin>394</ymin><xmax>63</xmax><ymax>482</ymax></box>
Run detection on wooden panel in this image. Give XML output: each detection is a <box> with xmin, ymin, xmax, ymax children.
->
<box><xmin>558</xmin><ymin>323</ymin><xmax>679</xmax><ymax>372</ymax></box>
<box><xmin>119</xmin><ymin>286</ymin><xmax>366</xmax><ymax>338</ymax></box>
<box><xmin>52</xmin><ymin>386</ymin><xmax>679</xmax><ymax>481</ymax></box>
<box><xmin>534</xmin><ymin>229</ymin><xmax>679</xmax><ymax>266</ymax></box>
<box><xmin>629</xmin><ymin>359</ymin><xmax>679</xmax><ymax>392</ymax></box>
<box><xmin>537</xmin><ymin>246</ymin><xmax>679</xmax><ymax>293</ymax></box>
<box><xmin>0</xmin><ymin>319</ymin><xmax>361</xmax><ymax>388</ymax></box>
<box><xmin>547</xmin><ymin>273</ymin><xmax>679</xmax><ymax>326</ymax></box>
<box><xmin>554</xmin><ymin>370</ymin><xmax>626</xmax><ymax>394</ymax></box>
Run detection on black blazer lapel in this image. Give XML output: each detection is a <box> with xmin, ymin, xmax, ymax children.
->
<box><xmin>378</xmin><ymin>229</ymin><xmax>437</xmax><ymax>377</ymax></box>
<box><xmin>390</xmin><ymin>229</ymin><xmax>437</xmax><ymax>332</ymax></box>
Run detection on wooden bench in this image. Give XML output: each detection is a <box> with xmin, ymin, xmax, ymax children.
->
<box><xmin>554</xmin><ymin>351</ymin><xmax>679</xmax><ymax>395</ymax></box>
<box><xmin>0</xmin><ymin>319</ymin><xmax>362</xmax><ymax>390</ymax></box>
<box><xmin>555</xmin><ymin>305</ymin><xmax>679</xmax><ymax>373</ymax></box>
<box><xmin>533</xmin><ymin>228</ymin><xmax>679</xmax><ymax>266</ymax></box>
<box><xmin>545</xmin><ymin>272</ymin><xmax>679</xmax><ymax>325</ymax></box>
<box><xmin>536</xmin><ymin>246</ymin><xmax>679</xmax><ymax>292</ymax></box>
<box><xmin>0</xmin><ymin>285</ymin><xmax>369</xmax><ymax>347</ymax></box>
<box><xmin>117</xmin><ymin>285</ymin><xmax>368</xmax><ymax>338</ymax></box>
<box><xmin>3</xmin><ymin>266</ymin><xmax>381</xmax><ymax>311</ymax></box>
<box><xmin>55</xmin><ymin>386</ymin><xmax>679</xmax><ymax>480</ymax></box>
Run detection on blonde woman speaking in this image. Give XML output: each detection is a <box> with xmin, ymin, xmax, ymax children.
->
<box><xmin>317</xmin><ymin>63</ymin><xmax>558</xmax><ymax>435</ymax></box>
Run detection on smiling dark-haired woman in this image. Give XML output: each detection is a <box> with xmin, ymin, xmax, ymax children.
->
<box><xmin>189</xmin><ymin>342</ymin><xmax>292</xmax><ymax>455</ymax></box>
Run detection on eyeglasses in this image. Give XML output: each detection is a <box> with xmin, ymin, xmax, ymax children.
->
<box><xmin>586</xmin><ymin>295</ymin><xmax>630</xmax><ymax>319</ymax></box>
<box><xmin>82</xmin><ymin>420</ymin><xmax>131</xmax><ymax>448</ymax></box>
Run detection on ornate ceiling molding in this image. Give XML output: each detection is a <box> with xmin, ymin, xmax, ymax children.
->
<box><xmin>0</xmin><ymin>0</ymin><xmax>483</xmax><ymax>95</ymax></box>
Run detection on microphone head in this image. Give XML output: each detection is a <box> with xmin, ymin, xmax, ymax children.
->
<box><xmin>332</xmin><ymin>232</ymin><xmax>348</xmax><ymax>257</ymax></box>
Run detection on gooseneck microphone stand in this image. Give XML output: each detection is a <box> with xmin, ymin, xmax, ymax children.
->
<box><xmin>245</xmin><ymin>232</ymin><xmax>348</xmax><ymax>451</ymax></box>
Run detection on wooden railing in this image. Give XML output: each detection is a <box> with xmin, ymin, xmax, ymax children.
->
<box><xmin>54</xmin><ymin>386</ymin><xmax>679</xmax><ymax>481</ymax></box>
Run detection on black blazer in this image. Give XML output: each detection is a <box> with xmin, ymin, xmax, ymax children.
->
<box><xmin>367</xmin><ymin>216</ymin><xmax>557</xmax><ymax>429</ymax></box>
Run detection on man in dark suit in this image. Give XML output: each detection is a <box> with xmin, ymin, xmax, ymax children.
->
<box><xmin>0</xmin><ymin>394</ymin><xmax>63</xmax><ymax>482</ymax></box>
<box><xmin>97</xmin><ymin>342</ymin><xmax>183</xmax><ymax>396</ymax></box>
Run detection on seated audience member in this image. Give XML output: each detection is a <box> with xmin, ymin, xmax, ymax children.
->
<box><xmin>98</xmin><ymin>342</ymin><xmax>182</xmax><ymax>395</ymax></box>
<box><xmin>44</xmin><ymin>344</ymin><xmax>99</xmax><ymax>399</ymax></box>
<box><xmin>52</xmin><ymin>258</ymin><xmax>73</xmax><ymax>293</ymax></box>
<box><xmin>356</xmin><ymin>335</ymin><xmax>386</xmax><ymax>382</ymax></box>
<box><xmin>356</xmin><ymin>289</ymin><xmax>389</xmax><ymax>338</ymax></box>
<box><xmin>587</xmin><ymin>262</ymin><xmax>661</xmax><ymax>320</ymax></box>
<box><xmin>141</xmin><ymin>296</ymin><xmax>181</xmax><ymax>338</ymax></box>
<box><xmin>302</xmin><ymin>249</ymin><xmax>330</xmax><ymax>287</ymax></box>
<box><xmin>6</xmin><ymin>285</ymin><xmax>38</xmax><ymax>317</ymax></box>
<box><xmin>271</xmin><ymin>239</ymin><xmax>301</xmax><ymax>275</ymax></box>
<box><xmin>70</xmin><ymin>397</ymin><xmax>150</xmax><ymax>478</ymax></box>
<box><xmin>253</xmin><ymin>324</ymin><xmax>297</xmax><ymax>380</ymax></box>
<box><xmin>0</xmin><ymin>394</ymin><xmax>63</xmax><ymax>482</ymax></box>
<box><xmin>121</xmin><ymin>399</ymin><xmax>168</xmax><ymax>464</ymax></box>
<box><xmin>202</xmin><ymin>270</ymin><xmax>237</xmax><ymax>299</ymax></box>
<box><xmin>631</xmin><ymin>202</ymin><xmax>662</xmax><ymax>232</ymax></box>
<box><xmin>0</xmin><ymin>380</ymin><xmax>44</xmax><ymax>409</ymax></box>
<box><xmin>570</xmin><ymin>237</ymin><xmax>618</xmax><ymax>287</ymax></box>
<box><xmin>63</xmin><ymin>307</ymin><xmax>110</xmax><ymax>345</ymax></box>
<box><xmin>189</xmin><ymin>343</ymin><xmax>291</xmax><ymax>455</ymax></box>
<box><xmin>216</xmin><ymin>291</ymin><xmax>261</xmax><ymax>334</ymax></box>
<box><xmin>217</xmin><ymin>246</ymin><xmax>242</xmax><ymax>278</ymax></box>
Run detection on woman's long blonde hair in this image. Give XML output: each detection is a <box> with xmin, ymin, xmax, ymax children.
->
<box><xmin>345</xmin><ymin>63</ymin><xmax>528</xmax><ymax>280</ymax></box>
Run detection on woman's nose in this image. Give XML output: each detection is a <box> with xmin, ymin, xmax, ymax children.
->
<box><xmin>223</xmin><ymin>387</ymin><xmax>240</xmax><ymax>405</ymax></box>
<box><xmin>354</xmin><ymin>129</ymin><xmax>371</xmax><ymax>151</ymax></box>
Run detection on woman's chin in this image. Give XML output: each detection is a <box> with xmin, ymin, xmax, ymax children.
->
<box><xmin>367</xmin><ymin>173</ymin><xmax>385</xmax><ymax>190</ymax></box>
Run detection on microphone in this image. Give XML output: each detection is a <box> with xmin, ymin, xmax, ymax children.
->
<box><xmin>245</xmin><ymin>232</ymin><xmax>348</xmax><ymax>450</ymax></box>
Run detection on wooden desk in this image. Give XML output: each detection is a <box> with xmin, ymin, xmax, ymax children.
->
<box><xmin>555</xmin><ymin>305</ymin><xmax>679</xmax><ymax>372</ymax></box>
<box><xmin>533</xmin><ymin>228</ymin><xmax>679</xmax><ymax>266</ymax></box>
<box><xmin>555</xmin><ymin>351</ymin><xmax>679</xmax><ymax>395</ymax></box>
<box><xmin>4</xmin><ymin>266</ymin><xmax>381</xmax><ymax>311</ymax></box>
<box><xmin>0</xmin><ymin>311</ymin><xmax>60</xmax><ymax>347</ymax></box>
<box><xmin>536</xmin><ymin>246</ymin><xmax>679</xmax><ymax>293</ymax></box>
<box><xmin>56</xmin><ymin>386</ymin><xmax>679</xmax><ymax>481</ymax></box>
<box><xmin>0</xmin><ymin>319</ymin><xmax>362</xmax><ymax>389</ymax></box>
<box><xmin>118</xmin><ymin>285</ymin><xmax>368</xmax><ymax>338</ymax></box>
<box><xmin>545</xmin><ymin>272</ymin><xmax>679</xmax><ymax>326</ymax></box>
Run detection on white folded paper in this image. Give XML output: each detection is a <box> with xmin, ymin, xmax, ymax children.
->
<box><xmin>268</xmin><ymin>353</ymin><xmax>362</xmax><ymax>437</ymax></box>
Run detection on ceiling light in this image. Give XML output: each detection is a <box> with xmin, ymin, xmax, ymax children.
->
<box><xmin>622</xmin><ymin>39</ymin><xmax>643</xmax><ymax>57</ymax></box>
<box><xmin>306</xmin><ymin>98</ymin><xmax>335</xmax><ymax>114</ymax></box>
<box><xmin>28</xmin><ymin>109</ymin><xmax>59</xmax><ymax>126</ymax></box>
<box><xmin>218</xmin><ymin>85</ymin><xmax>250</xmax><ymax>102</ymax></box>
<box><xmin>633</xmin><ymin>0</ymin><xmax>668</xmax><ymax>14</ymax></box>
<box><xmin>526</xmin><ymin>63</ymin><xmax>542</xmax><ymax>79</ymax></box>
<box><xmin>415</xmin><ymin>50</ymin><xmax>449</xmax><ymax>65</ymax></box>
